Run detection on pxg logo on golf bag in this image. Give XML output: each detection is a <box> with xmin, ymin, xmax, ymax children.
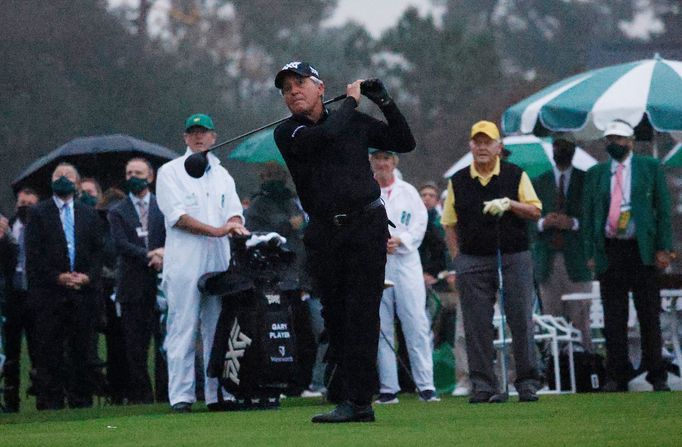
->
<box><xmin>223</xmin><ymin>317</ymin><xmax>253</xmax><ymax>385</ymax></box>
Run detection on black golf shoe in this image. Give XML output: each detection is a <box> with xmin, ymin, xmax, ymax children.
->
<box><xmin>171</xmin><ymin>402</ymin><xmax>192</xmax><ymax>413</ymax></box>
<box><xmin>517</xmin><ymin>387</ymin><xmax>539</xmax><ymax>402</ymax></box>
<box><xmin>602</xmin><ymin>380</ymin><xmax>628</xmax><ymax>393</ymax></box>
<box><xmin>488</xmin><ymin>392</ymin><xmax>509</xmax><ymax>403</ymax></box>
<box><xmin>652</xmin><ymin>380</ymin><xmax>671</xmax><ymax>392</ymax></box>
<box><xmin>468</xmin><ymin>390</ymin><xmax>508</xmax><ymax>404</ymax></box>
<box><xmin>468</xmin><ymin>391</ymin><xmax>493</xmax><ymax>404</ymax></box>
<box><xmin>311</xmin><ymin>401</ymin><xmax>375</xmax><ymax>423</ymax></box>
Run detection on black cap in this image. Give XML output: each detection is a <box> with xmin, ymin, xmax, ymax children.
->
<box><xmin>274</xmin><ymin>61</ymin><xmax>322</xmax><ymax>89</ymax></box>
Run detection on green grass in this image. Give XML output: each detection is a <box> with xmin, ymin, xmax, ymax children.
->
<box><xmin>1</xmin><ymin>393</ymin><xmax>681</xmax><ymax>447</ymax></box>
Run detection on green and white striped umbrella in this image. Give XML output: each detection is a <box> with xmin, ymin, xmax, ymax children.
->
<box><xmin>663</xmin><ymin>143</ymin><xmax>682</xmax><ymax>168</ymax></box>
<box><xmin>227</xmin><ymin>128</ymin><xmax>285</xmax><ymax>165</ymax></box>
<box><xmin>502</xmin><ymin>55</ymin><xmax>682</xmax><ymax>140</ymax></box>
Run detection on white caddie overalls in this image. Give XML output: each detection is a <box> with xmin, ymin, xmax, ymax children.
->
<box><xmin>378</xmin><ymin>177</ymin><xmax>435</xmax><ymax>394</ymax></box>
<box><xmin>156</xmin><ymin>149</ymin><xmax>243</xmax><ymax>406</ymax></box>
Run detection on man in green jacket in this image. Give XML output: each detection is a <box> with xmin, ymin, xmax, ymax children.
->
<box><xmin>583</xmin><ymin>120</ymin><xmax>673</xmax><ymax>392</ymax></box>
<box><xmin>532</xmin><ymin>136</ymin><xmax>593</xmax><ymax>352</ymax></box>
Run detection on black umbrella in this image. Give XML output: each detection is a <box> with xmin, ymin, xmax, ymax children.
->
<box><xmin>12</xmin><ymin>134</ymin><xmax>179</xmax><ymax>197</ymax></box>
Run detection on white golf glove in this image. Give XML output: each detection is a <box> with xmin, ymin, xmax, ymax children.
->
<box><xmin>482</xmin><ymin>197</ymin><xmax>511</xmax><ymax>217</ymax></box>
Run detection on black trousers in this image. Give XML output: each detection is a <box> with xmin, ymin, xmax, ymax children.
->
<box><xmin>119</xmin><ymin>283</ymin><xmax>168</xmax><ymax>404</ymax></box>
<box><xmin>120</xmin><ymin>299</ymin><xmax>155</xmax><ymax>404</ymax></box>
<box><xmin>31</xmin><ymin>288</ymin><xmax>95</xmax><ymax>410</ymax></box>
<box><xmin>599</xmin><ymin>239</ymin><xmax>665</xmax><ymax>385</ymax></box>
<box><xmin>104</xmin><ymin>289</ymin><xmax>130</xmax><ymax>405</ymax></box>
<box><xmin>305</xmin><ymin>206</ymin><xmax>388</xmax><ymax>406</ymax></box>
<box><xmin>2</xmin><ymin>288</ymin><xmax>37</xmax><ymax>410</ymax></box>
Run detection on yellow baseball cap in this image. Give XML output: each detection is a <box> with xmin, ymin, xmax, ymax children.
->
<box><xmin>470</xmin><ymin>120</ymin><xmax>500</xmax><ymax>140</ymax></box>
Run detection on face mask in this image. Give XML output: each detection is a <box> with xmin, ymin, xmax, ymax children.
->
<box><xmin>553</xmin><ymin>152</ymin><xmax>574</xmax><ymax>168</ymax></box>
<box><xmin>52</xmin><ymin>176</ymin><xmax>76</xmax><ymax>197</ymax></box>
<box><xmin>606</xmin><ymin>143</ymin><xmax>629</xmax><ymax>161</ymax></box>
<box><xmin>80</xmin><ymin>192</ymin><xmax>98</xmax><ymax>207</ymax></box>
<box><xmin>125</xmin><ymin>176</ymin><xmax>149</xmax><ymax>194</ymax></box>
<box><xmin>16</xmin><ymin>206</ymin><xmax>29</xmax><ymax>223</ymax></box>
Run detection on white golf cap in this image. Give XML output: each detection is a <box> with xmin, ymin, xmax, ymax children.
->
<box><xmin>603</xmin><ymin>120</ymin><xmax>634</xmax><ymax>138</ymax></box>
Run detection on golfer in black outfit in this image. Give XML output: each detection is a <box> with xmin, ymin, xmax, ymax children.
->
<box><xmin>273</xmin><ymin>62</ymin><xmax>415</xmax><ymax>422</ymax></box>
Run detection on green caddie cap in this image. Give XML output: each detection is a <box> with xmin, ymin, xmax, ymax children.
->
<box><xmin>185</xmin><ymin>114</ymin><xmax>215</xmax><ymax>131</ymax></box>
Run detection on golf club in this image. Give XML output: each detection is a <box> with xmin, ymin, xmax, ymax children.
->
<box><xmin>184</xmin><ymin>93</ymin><xmax>347</xmax><ymax>178</ymax></box>
<box><xmin>495</xmin><ymin>218</ymin><xmax>510</xmax><ymax>400</ymax></box>
<box><xmin>379</xmin><ymin>328</ymin><xmax>424</xmax><ymax>395</ymax></box>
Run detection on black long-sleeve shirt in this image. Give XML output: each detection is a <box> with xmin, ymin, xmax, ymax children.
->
<box><xmin>274</xmin><ymin>97</ymin><xmax>415</xmax><ymax>219</ymax></box>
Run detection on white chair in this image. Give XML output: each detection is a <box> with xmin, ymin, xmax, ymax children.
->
<box><xmin>492</xmin><ymin>310</ymin><xmax>581</xmax><ymax>394</ymax></box>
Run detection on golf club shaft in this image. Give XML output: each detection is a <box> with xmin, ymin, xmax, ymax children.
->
<box><xmin>206</xmin><ymin>94</ymin><xmax>347</xmax><ymax>153</ymax></box>
<box><xmin>496</xmin><ymin>219</ymin><xmax>509</xmax><ymax>395</ymax></box>
<box><xmin>379</xmin><ymin>328</ymin><xmax>424</xmax><ymax>394</ymax></box>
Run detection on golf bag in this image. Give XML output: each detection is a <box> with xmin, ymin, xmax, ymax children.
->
<box><xmin>203</xmin><ymin>233</ymin><xmax>299</xmax><ymax>410</ymax></box>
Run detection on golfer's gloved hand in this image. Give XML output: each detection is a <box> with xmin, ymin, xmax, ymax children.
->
<box><xmin>360</xmin><ymin>78</ymin><xmax>393</xmax><ymax>107</ymax></box>
<box><xmin>482</xmin><ymin>197</ymin><xmax>511</xmax><ymax>217</ymax></box>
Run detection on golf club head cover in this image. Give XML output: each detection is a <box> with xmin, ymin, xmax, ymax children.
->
<box><xmin>360</xmin><ymin>78</ymin><xmax>393</xmax><ymax>107</ymax></box>
<box><xmin>482</xmin><ymin>197</ymin><xmax>511</xmax><ymax>216</ymax></box>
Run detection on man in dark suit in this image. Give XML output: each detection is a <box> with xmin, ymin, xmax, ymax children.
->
<box><xmin>108</xmin><ymin>157</ymin><xmax>167</xmax><ymax>404</ymax></box>
<box><xmin>25</xmin><ymin>163</ymin><xmax>103</xmax><ymax>410</ymax></box>
<box><xmin>2</xmin><ymin>188</ymin><xmax>39</xmax><ymax>412</ymax></box>
<box><xmin>532</xmin><ymin>137</ymin><xmax>593</xmax><ymax>351</ymax></box>
<box><xmin>583</xmin><ymin>120</ymin><xmax>673</xmax><ymax>392</ymax></box>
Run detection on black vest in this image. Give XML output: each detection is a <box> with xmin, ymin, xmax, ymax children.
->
<box><xmin>451</xmin><ymin>161</ymin><xmax>529</xmax><ymax>256</ymax></box>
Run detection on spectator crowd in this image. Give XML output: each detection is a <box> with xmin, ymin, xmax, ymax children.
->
<box><xmin>0</xmin><ymin>112</ymin><xmax>676</xmax><ymax>413</ymax></box>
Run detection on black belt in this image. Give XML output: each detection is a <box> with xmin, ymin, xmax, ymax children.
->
<box><xmin>329</xmin><ymin>198</ymin><xmax>384</xmax><ymax>226</ymax></box>
<box><xmin>605</xmin><ymin>238</ymin><xmax>637</xmax><ymax>246</ymax></box>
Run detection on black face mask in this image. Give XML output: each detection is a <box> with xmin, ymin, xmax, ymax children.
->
<box><xmin>606</xmin><ymin>143</ymin><xmax>629</xmax><ymax>161</ymax></box>
<box><xmin>51</xmin><ymin>176</ymin><xmax>76</xmax><ymax>197</ymax></box>
<box><xmin>125</xmin><ymin>176</ymin><xmax>149</xmax><ymax>194</ymax></box>
<box><xmin>80</xmin><ymin>192</ymin><xmax>98</xmax><ymax>207</ymax></box>
<box><xmin>553</xmin><ymin>150</ymin><xmax>575</xmax><ymax>168</ymax></box>
<box><xmin>16</xmin><ymin>206</ymin><xmax>29</xmax><ymax>224</ymax></box>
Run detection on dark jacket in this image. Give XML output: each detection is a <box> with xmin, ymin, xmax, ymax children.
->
<box><xmin>0</xmin><ymin>231</ymin><xmax>18</xmax><ymax>306</ymax></box>
<box><xmin>25</xmin><ymin>198</ymin><xmax>103</xmax><ymax>295</ymax></box>
<box><xmin>531</xmin><ymin>168</ymin><xmax>591</xmax><ymax>283</ymax></box>
<box><xmin>274</xmin><ymin>97</ymin><xmax>415</xmax><ymax>219</ymax></box>
<box><xmin>419</xmin><ymin>208</ymin><xmax>447</xmax><ymax>277</ymax></box>
<box><xmin>108</xmin><ymin>194</ymin><xmax>165</xmax><ymax>304</ymax></box>
<box><xmin>245</xmin><ymin>182</ymin><xmax>307</xmax><ymax>286</ymax></box>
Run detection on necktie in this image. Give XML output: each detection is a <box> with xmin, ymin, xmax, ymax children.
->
<box><xmin>13</xmin><ymin>225</ymin><xmax>27</xmax><ymax>290</ymax></box>
<box><xmin>607</xmin><ymin>163</ymin><xmax>624</xmax><ymax>237</ymax></box>
<box><xmin>138</xmin><ymin>200</ymin><xmax>148</xmax><ymax>231</ymax></box>
<box><xmin>557</xmin><ymin>173</ymin><xmax>566</xmax><ymax>212</ymax></box>
<box><xmin>138</xmin><ymin>200</ymin><xmax>149</xmax><ymax>248</ymax></box>
<box><xmin>18</xmin><ymin>225</ymin><xmax>26</xmax><ymax>272</ymax></box>
<box><xmin>550</xmin><ymin>174</ymin><xmax>566</xmax><ymax>250</ymax></box>
<box><xmin>63</xmin><ymin>203</ymin><xmax>75</xmax><ymax>270</ymax></box>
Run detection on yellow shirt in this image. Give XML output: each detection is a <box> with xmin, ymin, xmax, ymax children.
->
<box><xmin>441</xmin><ymin>157</ymin><xmax>542</xmax><ymax>226</ymax></box>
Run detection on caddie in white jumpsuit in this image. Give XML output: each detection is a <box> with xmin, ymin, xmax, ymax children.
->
<box><xmin>156</xmin><ymin>114</ymin><xmax>248</xmax><ymax>412</ymax></box>
<box><xmin>369</xmin><ymin>150</ymin><xmax>438</xmax><ymax>403</ymax></box>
